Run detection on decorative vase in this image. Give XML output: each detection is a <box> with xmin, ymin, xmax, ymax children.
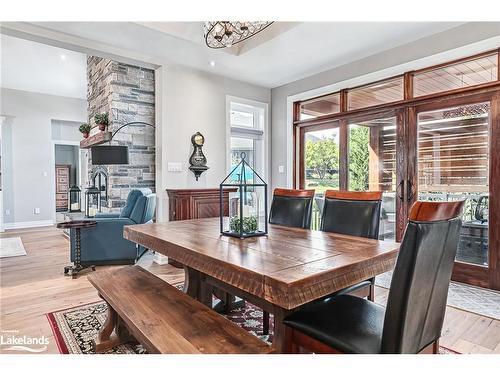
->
<box><xmin>82</xmin><ymin>132</ymin><xmax>89</xmax><ymax>139</ymax></box>
<box><xmin>98</xmin><ymin>123</ymin><xmax>106</xmax><ymax>131</ymax></box>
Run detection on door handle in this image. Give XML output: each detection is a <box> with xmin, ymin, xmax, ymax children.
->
<box><xmin>407</xmin><ymin>180</ymin><xmax>415</xmax><ymax>202</ymax></box>
<box><xmin>397</xmin><ymin>180</ymin><xmax>404</xmax><ymax>201</ymax></box>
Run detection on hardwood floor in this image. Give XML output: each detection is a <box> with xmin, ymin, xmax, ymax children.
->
<box><xmin>1</xmin><ymin>227</ymin><xmax>500</xmax><ymax>354</ymax></box>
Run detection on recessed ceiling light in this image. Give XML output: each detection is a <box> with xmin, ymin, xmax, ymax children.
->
<box><xmin>209</xmin><ymin>61</ymin><xmax>216</xmax><ymax>67</ymax></box>
<box><xmin>60</xmin><ymin>54</ymin><xmax>66</xmax><ymax>61</ymax></box>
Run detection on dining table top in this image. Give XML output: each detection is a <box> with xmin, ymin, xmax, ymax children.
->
<box><xmin>124</xmin><ymin>218</ymin><xmax>399</xmax><ymax>310</ymax></box>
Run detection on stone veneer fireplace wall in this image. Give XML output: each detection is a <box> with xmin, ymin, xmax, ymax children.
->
<box><xmin>87</xmin><ymin>56</ymin><xmax>155</xmax><ymax>210</ymax></box>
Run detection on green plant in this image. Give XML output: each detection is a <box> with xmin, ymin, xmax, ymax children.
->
<box><xmin>229</xmin><ymin>215</ymin><xmax>258</xmax><ymax>234</ymax></box>
<box><xmin>79</xmin><ymin>123</ymin><xmax>91</xmax><ymax>134</ymax></box>
<box><xmin>348</xmin><ymin>126</ymin><xmax>370</xmax><ymax>191</ymax></box>
<box><xmin>94</xmin><ymin>112</ymin><xmax>109</xmax><ymax>125</ymax></box>
<box><xmin>305</xmin><ymin>137</ymin><xmax>339</xmax><ymax>179</ymax></box>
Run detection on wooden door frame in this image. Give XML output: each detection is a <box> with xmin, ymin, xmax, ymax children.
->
<box><xmin>409</xmin><ymin>91</ymin><xmax>500</xmax><ymax>290</ymax></box>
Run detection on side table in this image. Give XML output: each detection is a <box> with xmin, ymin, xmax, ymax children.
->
<box><xmin>57</xmin><ymin>220</ymin><xmax>97</xmax><ymax>279</ymax></box>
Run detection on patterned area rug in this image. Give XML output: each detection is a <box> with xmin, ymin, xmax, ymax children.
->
<box><xmin>47</xmin><ymin>285</ymin><xmax>456</xmax><ymax>354</ymax></box>
<box><xmin>376</xmin><ymin>271</ymin><xmax>500</xmax><ymax>320</ymax></box>
<box><xmin>47</xmin><ymin>284</ymin><xmax>273</xmax><ymax>354</ymax></box>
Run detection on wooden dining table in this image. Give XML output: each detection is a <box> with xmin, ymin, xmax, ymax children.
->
<box><xmin>124</xmin><ymin>217</ymin><xmax>399</xmax><ymax>353</ymax></box>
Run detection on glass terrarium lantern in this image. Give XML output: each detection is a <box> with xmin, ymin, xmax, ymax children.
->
<box><xmin>85</xmin><ymin>185</ymin><xmax>101</xmax><ymax>218</ymax></box>
<box><xmin>68</xmin><ymin>185</ymin><xmax>81</xmax><ymax>212</ymax></box>
<box><xmin>220</xmin><ymin>152</ymin><xmax>268</xmax><ymax>238</ymax></box>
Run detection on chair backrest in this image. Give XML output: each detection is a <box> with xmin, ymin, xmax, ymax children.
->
<box><xmin>120</xmin><ymin>188</ymin><xmax>153</xmax><ymax>218</ymax></box>
<box><xmin>269</xmin><ymin>188</ymin><xmax>315</xmax><ymax>229</ymax></box>
<box><xmin>381</xmin><ymin>200</ymin><xmax>465</xmax><ymax>354</ymax></box>
<box><xmin>320</xmin><ymin>190</ymin><xmax>382</xmax><ymax>239</ymax></box>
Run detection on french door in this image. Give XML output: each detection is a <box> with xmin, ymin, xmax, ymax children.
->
<box><xmin>298</xmin><ymin>93</ymin><xmax>500</xmax><ymax>289</ymax></box>
<box><xmin>409</xmin><ymin>93</ymin><xmax>500</xmax><ymax>289</ymax></box>
<box><xmin>299</xmin><ymin>109</ymin><xmax>411</xmax><ymax>241</ymax></box>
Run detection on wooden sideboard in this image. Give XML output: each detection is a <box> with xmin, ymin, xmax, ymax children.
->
<box><xmin>167</xmin><ymin>188</ymin><xmax>236</xmax><ymax>221</ymax></box>
<box><xmin>166</xmin><ymin>188</ymin><xmax>236</xmax><ymax>267</ymax></box>
<box><xmin>55</xmin><ymin>164</ymin><xmax>71</xmax><ymax>212</ymax></box>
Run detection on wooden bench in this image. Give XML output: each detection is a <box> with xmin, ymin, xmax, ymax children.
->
<box><xmin>87</xmin><ymin>266</ymin><xmax>274</xmax><ymax>354</ymax></box>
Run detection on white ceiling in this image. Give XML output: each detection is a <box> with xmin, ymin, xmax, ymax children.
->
<box><xmin>0</xmin><ymin>34</ymin><xmax>87</xmax><ymax>98</ymax></box>
<box><xmin>26</xmin><ymin>21</ymin><xmax>464</xmax><ymax>88</ymax></box>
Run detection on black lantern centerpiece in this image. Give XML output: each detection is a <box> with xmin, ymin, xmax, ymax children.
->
<box><xmin>68</xmin><ymin>185</ymin><xmax>81</xmax><ymax>212</ymax></box>
<box><xmin>220</xmin><ymin>152</ymin><xmax>267</xmax><ymax>238</ymax></box>
<box><xmin>85</xmin><ymin>185</ymin><xmax>101</xmax><ymax>218</ymax></box>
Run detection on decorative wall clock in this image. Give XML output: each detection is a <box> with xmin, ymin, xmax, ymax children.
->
<box><xmin>188</xmin><ymin>132</ymin><xmax>209</xmax><ymax>181</ymax></box>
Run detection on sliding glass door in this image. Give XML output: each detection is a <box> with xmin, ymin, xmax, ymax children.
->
<box><xmin>411</xmin><ymin>94</ymin><xmax>499</xmax><ymax>289</ymax></box>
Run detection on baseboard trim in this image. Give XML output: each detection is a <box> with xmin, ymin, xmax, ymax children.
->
<box><xmin>4</xmin><ymin>220</ymin><xmax>54</xmax><ymax>230</ymax></box>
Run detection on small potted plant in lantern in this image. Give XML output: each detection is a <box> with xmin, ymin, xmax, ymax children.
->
<box><xmin>94</xmin><ymin>112</ymin><xmax>109</xmax><ymax>131</ymax></box>
<box><xmin>220</xmin><ymin>152</ymin><xmax>268</xmax><ymax>238</ymax></box>
<box><xmin>79</xmin><ymin>123</ymin><xmax>91</xmax><ymax>138</ymax></box>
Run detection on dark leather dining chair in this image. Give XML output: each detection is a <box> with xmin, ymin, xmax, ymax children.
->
<box><xmin>283</xmin><ymin>200</ymin><xmax>465</xmax><ymax>354</ymax></box>
<box><xmin>269</xmin><ymin>188</ymin><xmax>315</xmax><ymax>229</ymax></box>
<box><xmin>320</xmin><ymin>190</ymin><xmax>383</xmax><ymax>301</ymax></box>
<box><xmin>261</xmin><ymin>188</ymin><xmax>315</xmax><ymax>335</ymax></box>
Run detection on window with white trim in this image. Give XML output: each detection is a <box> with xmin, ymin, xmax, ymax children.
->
<box><xmin>228</xmin><ymin>100</ymin><xmax>266</xmax><ymax>178</ymax></box>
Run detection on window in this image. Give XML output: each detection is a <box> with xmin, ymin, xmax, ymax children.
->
<box><xmin>227</xmin><ymin>99</ymin><xmax>267</xmax><ymax>178</ymax></box>
<box><xmin>414</xmin><ymin>53</ymin><xmax>498</xmax><ymax>97</ymax></box>
<box><xmin>303</xmin><ymin>127</ymin><xmax>340</xmax><ymax>193</ymax></box>
<box><xmin>348</xmin><ymin>76</ymin><xmax>404</xmax><ymax>111</ymax></box>
<box><xmin>299</xmin><ymin>93</ymin><xmax>340</xmax><ymax>120</ymax></box>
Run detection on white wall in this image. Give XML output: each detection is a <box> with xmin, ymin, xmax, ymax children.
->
<box><xmin>162</xmin><ymin>66</ymin><xmax>271</xmax><ymax>188</ymax></box>
<box><xmin>0</xmin><ymin>88</ymin><xmax>86</xmax><ymax>227</ymax></box>
<box><xmin>270</xmin><ymin>22</ymin><xmax>500</xmax><ymax>190</ymax></box>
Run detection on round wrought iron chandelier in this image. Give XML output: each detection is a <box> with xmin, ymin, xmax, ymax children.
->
<box><xmin>204</xmin><ymin>21</ymin><xmax>274</xmax><ymax>49</ymax></box>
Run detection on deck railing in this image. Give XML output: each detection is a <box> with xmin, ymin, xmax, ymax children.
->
<box><xmin>309</xmin><ymin>191</ymin><xmax>487</xmax><ymax>232</ymax></box>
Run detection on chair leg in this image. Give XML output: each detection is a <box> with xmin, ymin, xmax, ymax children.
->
<box><xmin>283</xmin><ymin>325</ymin><xmax>299</xmax><ymax>354</ymax></box>
<box><xmin>433</xmin><ymin>339</ymin><xmax>440</xmax><ymax>354</ymax></box>
<box><xmin>368</xmin><ymin>277</ymin><xmax>375</xmax><ymax>301</ymax></box>
<box><xmin>262</xmin><ymin>310</ymin><xmax>270</xmax><ymax>335</ymax></box>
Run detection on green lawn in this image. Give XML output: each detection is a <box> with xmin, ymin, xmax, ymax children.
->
<box><xmin>305</xmin><ymin>178</ymin><xmax>339</xmax><ymax>195</ymax></box>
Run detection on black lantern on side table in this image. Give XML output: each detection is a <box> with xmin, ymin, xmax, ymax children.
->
<box><xmin>68</xmin><ymin>185</ymin><xmax>81</xmax><ymax>212</ymax></box>
<box><xmin>220</xmin><ymin>152</ymin><xmax>268</xmax><ymax>238</ymax></box>
<box><xmin>85</xmin><ymin>185</ymin><xmax>101</xmax><ymax>218</ymax></box>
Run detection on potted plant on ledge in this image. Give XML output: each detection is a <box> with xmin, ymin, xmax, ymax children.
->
<box><xmin>79</xmin><ymin>123</ymin><xmax>91</xmax><ymax>138</ymax></box>
<box><xmin>94</xmin><ymin>112</ymin><xmax>109</xmax><ymax>131</ymax></box>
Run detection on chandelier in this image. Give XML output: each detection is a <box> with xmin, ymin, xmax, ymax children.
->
<box><xmin>204</xmin><ymin>21</ymin><xmax>274</xmax><ymax>49</ymax></box>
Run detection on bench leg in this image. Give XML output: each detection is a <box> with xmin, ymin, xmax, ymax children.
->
<box><xmin>92</xmin><ymin>302</ymin><xmax>129</xmax><ymax>353</ymax></box>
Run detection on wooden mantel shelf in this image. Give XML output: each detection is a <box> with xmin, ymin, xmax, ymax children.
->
<box><xmin>80</xmin><ymin>131</ymin><xmax>112</xmax><ymax>149</ymax></box>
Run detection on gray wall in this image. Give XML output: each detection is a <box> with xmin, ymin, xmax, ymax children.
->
<box><xmin>162</xmin><ymin>65</ymin><xmax>271</xmax><ymax>189</ymax></box>
<box><xmin>0</xmin><ymin>88</ymin><xmax>86</xmax><ymax>225</ymax></box>
<box><xmin>271</xmin><ymin>22</ymin><xmax>500</xmax><ymax>189</ymax></box>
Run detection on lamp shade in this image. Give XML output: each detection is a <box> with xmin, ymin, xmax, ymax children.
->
<box><xmin>91</xmin><ymin>145</ymin><xmax>129</xmax><ymax>165</ymax></box>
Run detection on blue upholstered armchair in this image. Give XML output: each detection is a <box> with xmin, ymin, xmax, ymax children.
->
<box><xmin>70</xmin><ymin>188</ymin><xmax>156</xmax><ymax>265</ymax></box>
